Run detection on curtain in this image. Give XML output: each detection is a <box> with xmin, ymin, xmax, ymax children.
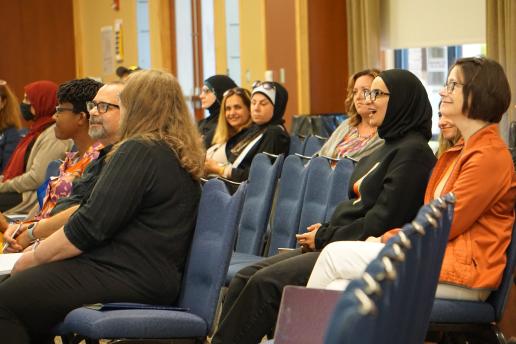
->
<box><xmin>346</xmin><ymin>0</ymin><xmax>381</xmax><ymax>74</ymax></box>
<box><xmin>486</xmin><ymin>0</ymin><xmax>516</xmax><ymax>142</ymax></box>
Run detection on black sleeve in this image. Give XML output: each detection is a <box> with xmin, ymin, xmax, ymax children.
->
<box><xmin>64</xmin><ymin>140</ymin><xmax>154</xmax><ymax>251</ymax></box>
<box><xmin>315</xmin><ymin>150</ymin><xmax>435</xmax><ymax>249</ymax></box>
<box><xmin>230</xmin><ymin>126</ymin><xmax>290</xmax><ymax>182</ymax></box>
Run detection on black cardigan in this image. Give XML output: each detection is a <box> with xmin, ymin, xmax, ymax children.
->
<box><xmin>64</xmin><ymin>140</ymin><xmax>201</xmax><ymax>303</ymax></box>
<box><xmin>315</xmin><ymin>131</ymin><xmax>436</xmax><ymax>249</ymax></box>
<box><xmin>228</xmin><ymin>125</ymin><xmax>290</xmax><ymax>182</ymax></box>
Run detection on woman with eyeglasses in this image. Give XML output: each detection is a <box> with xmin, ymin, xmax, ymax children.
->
<box><xmin>308</xmin><ymin>57</ymin><xmax>515</xmax><ymax>305</ymax></box>
<box><xmin>316</xmin><ymin>69</ymin><xmax>383</xmax><ymax>161</ymax></box>
<box><xmin>211</xmin><ymin>69</ymin><xmax>436</xmax><ymax>344</ymax></box>
<box><xmin>0</xmin><ymin>81</ymin><xmax>23</xmax><ymax>174</ymax></box>
<box><xmin>204</xmin><ymin>87</ymin><xmax>254</xmax><ymax>178</ymax></box>
<box><xmin>0</xmin><ymin>70</ymin><xmax>204</xmax><ymax>343</ymax></box>
<box><xmin>1</xmin><ymin>78</ymin><xmax>104</xmax><ymax>251</ymax></box>
<box><xmin>0</xmin><ymin>81</ymin><xmax>72</xmax><ymax>214</ymax></box>
<box><xmin>198</xmin><ymin>75</ymin><xmax>238</xmax><ymax>148</ymax></box>
<box><xmin>221</xmin><ymin>81</ymin><xmax>290</xmax><ymax>182</ymax></box>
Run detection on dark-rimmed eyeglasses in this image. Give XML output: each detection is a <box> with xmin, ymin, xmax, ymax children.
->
<box><xmin>55</xmin><ymin>106</ymin><xmax>75</xmax><ymax>114</ymax></box>
<box><xmin>443</xmin><ymin>80</ymin><xmax>464</xmax><ymax>94</ymax></box>
<box><xmin>252</xmin><ymin>81</ymin><xmax>275</xmax><ymax>90</ymax></box>
<box><xmin>201</xmin><ymin>86</ymin><xmax>213</xmax><ymax>94</ymax></box>
<box><xmin>363</xmin><ymin>89</ymin><xmax>390</xmax><ymax>101</ymax></box>
<box><xmin>223</xmin><ymin>87</ymin><xmax>249</xmax><ymax>98</ymax></box>
<box><xmin>86</xmin><ymin>101</ymin><xmax>120</xmax><ymax>114</ymax></box>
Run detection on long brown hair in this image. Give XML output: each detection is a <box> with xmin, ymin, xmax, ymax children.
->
<box><xmin>0</xmin><ymin>82</ymin><xmax>22</xmax><ymax>131</ymax></box>
<box><xmin>344</xmin><ymin>68</ymin><xmax>381</xmax><ymax>127</ymax></box>
<box><xmin>111</xmin><ymin>70</ymin><xmax>205</xmax><ymax>180</ymax></box>
<box><xmin>212</xmin><ymin>88</ymin><xmax>252</xmax><ymax>145</ymax></box>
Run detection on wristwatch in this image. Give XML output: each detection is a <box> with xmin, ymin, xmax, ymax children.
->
<box><xmin>27</xmin><ymin>222</ymin><xmax>38</xmax><ymax>241</ymax></box>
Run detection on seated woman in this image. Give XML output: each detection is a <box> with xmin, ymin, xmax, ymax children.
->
<box><xmin>436</xmin><ymin>104</ymin><xmax>462</xmax><ymax>158</ymax></box>
<box><xmin>0</xmin><ymin>69</ymin><xmax>204</xmax><ymax>342</ymax></box>
<box><xmin>316</xmin><ymin>68</ymin><xmax>383</xmax><ymax>161</ymax></box>
<box><xmin>204</xmin><ymin>88</ymin><xmax>253</xmax><ymax>177</ymax></box>
<box><xmin>0</xmin><ymin>80</ymin><xmax>23</xmax><ymax>173</ymax></box>
<box><xmin>198</xmin><ymin>75</ymin><xmax>238</xmax><ymax>148</ymax></box>
<box><xmin>211</xmin><ymin>69</ymin><xmax>437</xmax><ymax>344</ymax></box>
<box><xmin>1</xmin><ymin>78</ymin><xmax>104</xmax><ymax>249</ymax></box>
<box><xmin>226</xmin><ymin>81</ymin><xmax>290</xmax><ymax>182</ymax></box>
<box><xmin>307</xmin><ymin>57</ymin><xmax>515</xmax><ymax>303</ymax></box>
<box><xmin>0</xmin><ymin>80</ymin><xmax>72</xmax><ymax>214</ymax></box>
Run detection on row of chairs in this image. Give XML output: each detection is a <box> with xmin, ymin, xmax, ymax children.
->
<box><xmin>227</xmin><ymin>152</ymin><xmax>354</xmax><ymax>284</ymax></box>
<box><xmin>289</xmin><ymin>134</ymin><xmax>327</xmax><ymax>157</ymax></box>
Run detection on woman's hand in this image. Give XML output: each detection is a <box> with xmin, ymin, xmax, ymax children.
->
<box><xmin>296</xmin><ymin>223</ymin><xmax>322</xmax><ymax>251</ymax></box>
<box><xmin>3</xmin><ymin>223</ymin><xmax>29</xmax><ymax>253</ymax></box>
<box><xmin>204</xmin><ymin>158</ymin><xmax>224</xmax><ymax>175</ymax></box>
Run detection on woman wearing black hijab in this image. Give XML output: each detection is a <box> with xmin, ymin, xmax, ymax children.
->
<box><xmin>225</xmin><ymin>81</ymin><xmax>290</xmax><ymax>182</ymax></box>
<box><xmin>198</xmin><ymin>75</ymin><xmax>237</xmax><ymax>147</ymax></box>
<box><xmin>211</xmin><ymin>69</ymin><xmax>436</xmax><ymax>344</ymax></box>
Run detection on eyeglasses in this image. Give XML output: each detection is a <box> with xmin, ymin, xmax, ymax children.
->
<box><xmin>86</xmin><ymin>101</ymin><xmax>120</xmax><ymax>114</ymax></box>
<box><xmin>363</xmin><ymin>89</ymin><xmax>390</xmax><ymax>101</ymax></box>
<box><xmin>55</xmin><ymin>106</ymin><xmax>75</xmax><ymax>114</ymax></box>
<box><xmin>252</xmin><ymin>81</ymin><xmax>275</xmax><ymax>90</ymax></box>
<box><xmin>223</xmin><ymin>87</ymin><xmax>249</xmax><ymax>98</ymax></box>
<box><xmin>443</xmin><ymin>80</ymin><xmax>464</xmax><ymax>94</ymax></box>
<box><xmin>201</xmin><ymin>86</ymin><xmax>213</xmax><ymax>94</ymax></box>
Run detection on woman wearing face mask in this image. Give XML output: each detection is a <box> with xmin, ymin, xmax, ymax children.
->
<box><xmin>211</xmin><ymin>69</ymin><xmax>436</xmax><ymax>344</ymax></box>
<box><xmin>0</xmin><ymin>80</ymin><xmax>72</xmax><ymax>214</ymax></box>
<box><xmin>223</xmin><ymin>81</ymin><xmax>290</xmax><ymax>182</ymax></box>
<box><xmin>204</xmin><ymin>88</ymin><xmax>253</xmax><ymax>177</ymax></box>
<box><xmin>198</xmin><ymin>75</ymin><xmax>238</xmax><ymax>148</ymax></box>
<box><xmin>316</xmin><ymin>69</ymin><xmax>383</xmax><ymax>161</ymax></box>
<box><xmin>0</xmin><ymin>81</ymin><xmax>23</xmax><ymax>173</ymax></box>
<box><xmin>308</xmin><ymin>57</ymin><xmax>515</xmax><ymax>305</ymax></box>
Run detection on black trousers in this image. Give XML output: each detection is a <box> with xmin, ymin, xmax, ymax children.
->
<box><xmin>0</xmin><ymin>259</ymin><xmax>156</xmax><ymax>343</ymax></box>
<box><xmin>212</xmin><ymin>249</ymin><xmax>321</xmax><ymax>344</ymax></box>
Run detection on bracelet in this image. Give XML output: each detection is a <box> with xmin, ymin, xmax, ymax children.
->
<box><xmin>27</xmin><ymin>222</ymin><xmax>39</xmax><ymax>241</ymax></box>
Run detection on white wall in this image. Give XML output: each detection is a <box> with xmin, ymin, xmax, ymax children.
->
<box><xmin>381</xmin><ymin>0</ymin><xmax>486</xmax><ymax>49</ymax></box>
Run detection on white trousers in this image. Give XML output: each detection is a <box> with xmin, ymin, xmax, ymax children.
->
<box><xmin>307</xmin><ymin>241</ymin><xmax>490</xmax><ymax>302</ymax></box>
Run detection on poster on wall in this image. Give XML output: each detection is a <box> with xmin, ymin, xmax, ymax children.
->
<box><xmin>101</xmin><ymin>26</ymin><xmax>115</xmax><ymax>74</ymax></box>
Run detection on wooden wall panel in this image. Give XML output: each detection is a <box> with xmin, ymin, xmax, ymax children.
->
<box><xmin>265</xmin><ymin>0</ymin><xmax>298</xmax><ymax>130</ymax></box>
<box><xmin>308</xmin><ymin>0</ymin><xmax>348</xmax><ymax>114</ymax></box>
<box><xmin>0</xmin><ymin>0</ymin><xmax>76</xmax><ymax>99</ymax></box>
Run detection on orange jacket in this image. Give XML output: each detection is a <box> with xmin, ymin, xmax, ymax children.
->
<box><xmin>427</xmin><ymin>124</ymin><xmax>516</xmax><ymax>289</ymax></box>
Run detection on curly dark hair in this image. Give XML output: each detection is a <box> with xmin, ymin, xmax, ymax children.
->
<box><xmin>57</xmin><ymin>78</ymin><xmax>103</xmax><ymax>114</ymax></box>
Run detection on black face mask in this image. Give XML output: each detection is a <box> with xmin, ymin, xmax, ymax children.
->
<box><xmin>20</xmin><ymin>103</ymin><xmax>35</xmax><ymax>121</ymax></box>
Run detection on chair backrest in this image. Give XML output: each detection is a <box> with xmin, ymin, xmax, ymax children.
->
<box><xmin>303</xmin><ymin>135</ymin><xmax>327</xmax><ymax>156</ymax></box>
<box><xmin>178</xmin><ymin>179</ymin><xmax>246</xmax><ymax>327</ymax></box>
<box><xmin>298</xmin><ymin>157</ymin><xmax>351</xmax><ymax>235</ymax></box>
<box><xmin>37</xmin><ymin>159</ymin><xmax>62</xmax><ymax>208</ymax></box>
<box><xmin>488</xmin><ymin>213</ymin><xmax>516</xmax><ymax>321</ymax></box>
<box><xmin>235</xmin><ymin>153</ymin><xmax>284</xmax><ymax>254</ymax></box>
<box><xmin>324</xmin><ymin>194</ymin><xmax>455</xmax><ymax>344</ymax></box>
<box><xmin>288</xmin><ymin>134</ymin><xmax>305</xmax><ymax>156</ymax></box>
<box><xmin>266</xmin><ymin>155</ymin><xmax>310</xmax><ymax>255</ymax></box>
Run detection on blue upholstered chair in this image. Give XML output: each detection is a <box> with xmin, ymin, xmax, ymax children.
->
<box><xmin>37</xmin><ymin>159</ymin><xmax>62</xmax><ymax>208</ymax></box>
<box><xmin>428</xmin><ymin>215</ymin><xmax>516</xmax><ymax>344</ymax></box>
<box><xmin>302</xmin><ymin>135</ymin><xmax>327</xmax><ymax>156</ymax></box>
<box><xmin>289</xmin><ymin>134</ymin><xmax>306</xmax><ymax>156</ymax></box>
<box><xmin>234</xmin><ymin>153</ymin><xmax>284</xmax><ymax>255</ymax></box>
<box><xmin>58</xmin><ymin>178</ymin><xmax>247</xmax><ymax>343</ymax></box>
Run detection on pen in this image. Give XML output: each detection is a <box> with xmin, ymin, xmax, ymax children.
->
<box><xmin>2</xmin><ymin>223</ymin><xmax>23</xmax><ymax>252</ymax></box>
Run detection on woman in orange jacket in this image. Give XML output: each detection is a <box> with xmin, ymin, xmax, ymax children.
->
<box><xmin>308</xmin><ymin>57</ymin><xmax>515</xmax><ymax>301</ymax></box>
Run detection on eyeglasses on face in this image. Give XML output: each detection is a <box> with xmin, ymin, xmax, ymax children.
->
<box><xmin>86</xmin><ymin>101</ymin><xmax>120</xmax><ymax>114</ymax></box>
<box><xmin>223</xmin><ymin>87</ymin><xmax>248</xmax><ymax>98</ymax></box>
<box><xmin>443</xmin><ymin>80</ymin><xmax>464</xmax><ymax>94</ymax></box>
<box><xmin>363</xmin><ymin>89</ymin><xmax>390</xmax><ymax>101</ymax></box>
<box><xmin>55</xmin><ymin>106</ymin><xmax>75</xmax><ymax>114</ymax></box>
<box><xmin>252</xmin><ymin>81</ymin><xmax>275</xmax><ymax>90</ymax></box>
<box><xmin>201</xmin><ymin>86</ymin><xmax>213</xmax><ymax>94</ymax></box>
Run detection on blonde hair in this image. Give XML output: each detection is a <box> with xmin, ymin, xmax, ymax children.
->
<box><xmin>0</xmin><ymin>82</ymin><xmax>22</xmax><ymax>131</ymax></box>
<box><xmin>212</xmin><ymin>88</ymin><xmax>252</xmax><ymax>145</ymax></box>
<box><xmin>437</xmin><ymin>131</ymin><xmax>462</xmax><ymax>158</ymax></box>
<box><xmin>344</xmin><ymin>69</ymin><xmax>381</xmax><ymax>127</ymax></box>
<box><xmin>110</xmin><ymin>70</ymin><xmax>205</xmax><ymax>180</ymax></box>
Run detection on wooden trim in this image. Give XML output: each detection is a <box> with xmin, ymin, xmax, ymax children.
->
<box><xmin>295</xmin><ymin>0</ymin><xmax>310</xmax><ymax>114</ymax></box>
<box><xmin>169</xmin><ymin>0</ymin><xmax>177</xmax><ymax>76</ymax></box>
<box><xmin>72</xmin><ymin>0</ymin><xmax>83</xmax><ymax>77</ymax></box>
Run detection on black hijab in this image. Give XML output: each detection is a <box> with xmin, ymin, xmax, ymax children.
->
<box><xmin>378</xmin><ymin>69</ymin><xmax>433</xmax><ymax>141</ymax></box>
<box><xmin>204</xmin><ymin>75</ymin><xmax>238</xmax><ymax>118</ymax></box>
